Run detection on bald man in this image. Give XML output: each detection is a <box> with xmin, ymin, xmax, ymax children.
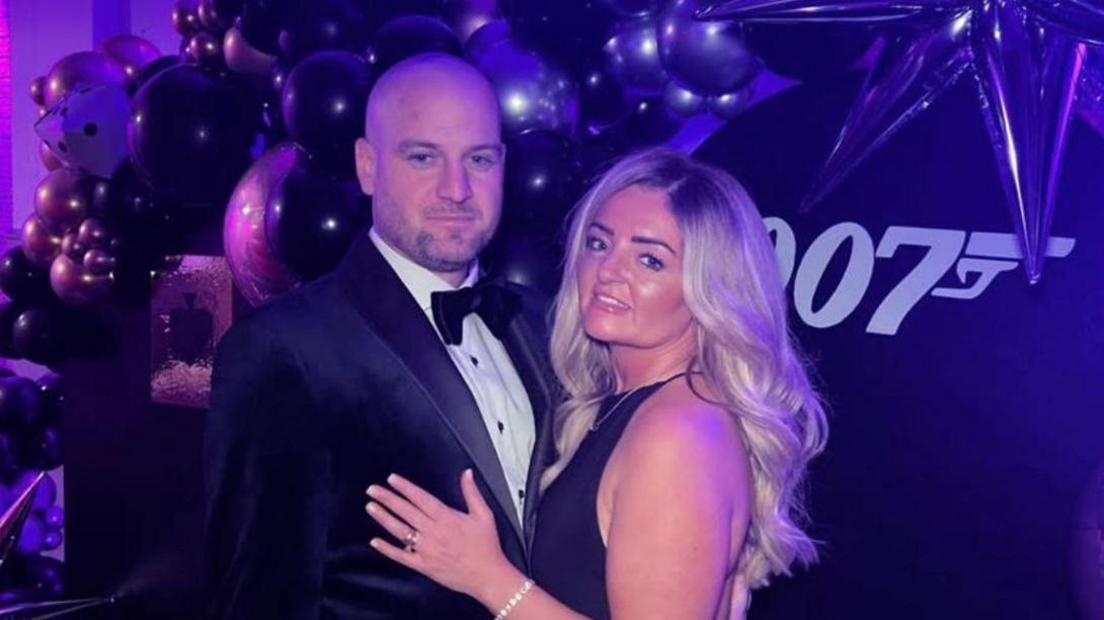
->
<box><xmin>204</xmin><ymin>54</ymin><xmax>557</xmax><ymax>619</ymax></box>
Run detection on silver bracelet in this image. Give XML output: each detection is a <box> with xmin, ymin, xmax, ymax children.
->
<box><xmin>493</xmin><ymin>579</ymin><xmax>534</xmax><ymax>619</ymax></box>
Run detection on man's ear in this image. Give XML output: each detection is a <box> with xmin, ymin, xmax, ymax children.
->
<box><xmin>354</xmin><ymin>137</ymin><xmax>376</xmax><ymax>196</ymax></box>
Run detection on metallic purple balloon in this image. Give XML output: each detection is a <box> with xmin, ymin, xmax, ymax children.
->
<box><xmin>21</xmin><ymin>216</ymin><xmax>62</xmax><ymax>269</ymax></box>
<box><xmin>43</xmin><ymin>51</ymin><xmax>127</xmax><ymax>108</ymax></box>
<box><xmin>473</xmin><ymin>34</ymin><xmax>579</xmax><ymax>136</ymax></box>
<box><xmin>223</xmin><ymin>143</ymin><xmax>301</xmax><ymax>307</ymax></box>
<box><xmin>50</xmin><ymin>253</ymin><xmax>113</xmax><ymax>306</ymax></box>
<box><xmin>33</xmin><ymin>168</ymin><xmax>97</xmax><ymax>235</ymax></box>
<box><xmin>706</xmin><ymin>86</ymin><xmax>752</xmax><ymax>119</ymax></box>
<box><xmin>100</xmin><ymin>35</ymin><xmax>161</xmax><ymax>82</ymax></box>
<box><xmin>224</xmin><ymin>26</ymin><xmax>277</xmax><ymax>79</ymax></box>
<box><xmin>29</xmin><ymin>77</ymin><xmax>46</xmax><ymax>107</ymax></box>
<box><xmin>603</xmin><ymin>16</ymin><xmax>669</xmax><ymax>97</ymax></box>
<box><xmin>39</xmin><ymin>141</ymin><xmax>62</xmax><ymax>171</ymax></box>
<box><xmin>663</xmin><ymin>81</ymin><xmax>705</xmax><ymax>116</ymax></box>
<box><xmin>658</xmin><ymin>0</ymin><xmax>758</xmax><ymax>96</ymax></box>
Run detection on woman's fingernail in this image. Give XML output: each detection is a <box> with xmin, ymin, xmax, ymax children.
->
<box><xmin>366</xmin><ymin>485</ymin><xmax>378</xmax><ymax>496</ymax></box>
<box><xmin>387</xmin><ymin>473</ymin><xmax>398</xmax><ymax>485</ymax></box>
<box><xmin>366</xmin><ymin>502</ymin><xmax>377</xmax><ymax>513</ymax></box>
<box><xmin>369</xmin><ymin>538</ymin><xmax>379</xmax><ymax>548</ymax></box>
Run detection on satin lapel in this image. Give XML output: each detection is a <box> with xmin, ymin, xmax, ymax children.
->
<box><xmin>337</xmin><ymin>234</ymin><xmax>524</xmax><ymax>541</ymax></box>
<box><xmin>500</xmin><ymin>313</ymin><xmax>557</xmax><ymax>553</ymax></box>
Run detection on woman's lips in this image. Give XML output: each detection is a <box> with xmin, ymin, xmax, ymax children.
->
<box><xmin>592</xmin><ymin>292</ymin><xmax>630</xmax><ymax>313</ymax></box>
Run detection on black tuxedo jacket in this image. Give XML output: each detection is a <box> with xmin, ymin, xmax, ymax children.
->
<box><xmin>204</xmin><ymin>233</ymin><xmax>558</xmax><ymax>619</ymax></box>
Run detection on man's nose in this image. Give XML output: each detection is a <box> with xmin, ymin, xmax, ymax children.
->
<box><xmin>437</xmin><ymin>160</ymin><xmax>473</xmax><ymax>204</ymax></box>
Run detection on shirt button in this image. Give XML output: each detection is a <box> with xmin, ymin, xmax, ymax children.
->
<box><xmin>470</xmin><ymin>355</ymin><xmax>479</xmax><ymax>366</ymax></box>
<box><xmin>497</xmin><ymin>421</ymin><xmax>505</xmax><ymax>433</ymax></box>
<box><xmin>518</xmin><ymin>490</ymin><xmax>525</xmax><ymax>500</ymax></box>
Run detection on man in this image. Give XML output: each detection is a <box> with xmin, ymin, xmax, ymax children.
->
<box><xmin>204</xmin><ymin>54</ymin><xmax>557</xmax><ymax>619</ymax></box>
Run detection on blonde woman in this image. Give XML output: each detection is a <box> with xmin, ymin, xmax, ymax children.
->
<box><xmin>364</xmin><ymin>148</ymin><xmax>827</xmax><ymax>619</ymax></box>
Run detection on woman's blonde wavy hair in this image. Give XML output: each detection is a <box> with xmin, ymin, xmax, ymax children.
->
<box><xmin>542</xmin><ymin>148</ymin><xmax>828</xmax><ymax>588</ymax></box>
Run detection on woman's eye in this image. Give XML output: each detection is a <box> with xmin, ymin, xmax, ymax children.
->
<box><xmin>640</xmin><ymin>254</ymin><xmax>664</xmax><ymax>271</ymax></box>
<box><xmin>585</xmin><ymin>236</ymin><xmax>607</xmax><ymax>251</ymax></box>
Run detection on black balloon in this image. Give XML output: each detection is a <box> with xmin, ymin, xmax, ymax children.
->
<box><xmin>483</xmin><ymin>235</ymin><xmax>562</xmax><ymax>297</ymax></box>
<box><xmin>23</xmin><ymin>425</ymin><xmax>61</xmax><ymax>471</ymax></box>
<box><xmin>129</xmin><ymin>55</ymin><xmax>182</xmax><ymax>96</ymax></box>
<box><xmin>279</xmin><ymin>0</ymin><xmax>370</xmax><ymax>61</ymax></box>
<box><xmin>444</xmin><ymin>0</ymin><xmax>502</xmax><ymax>45</ymax></box>
<box><xmin>281</xmin><ymin>51</ymin><xmax>374</xmax><ymax>178</ymax></box>
<box><xmin>129</xmin><ymin>64</ymin><xmax>264</xmax><ymax>207</ymax></box>
<box><xmin>743</xmin><ymin>24</ymin><xmax>876</xmax><ymax>82</ymax></box>
<box><xmin>264</xmin><ymin>155</ymin><xmax>371</xmax><ymax>281</ymax></box>
<box><xmin>359</xmin><ymin>0</ymin><xmax>445</xmax><ymax>32</ymax></box>
<box><xmin>0</xmin><ymin>248</ymin><xmax>52</xmax><ymax>305</ymax></box>
<box><xmin>600</xmin><ymin>97</ymin><xmax>681</xmax><ymax>150</ymax></box>
<box><xmin>502</xmin><ymin>129</ymin><xmax>582</xmax><ymax>235</ymax></box>
<box><xmin>464</xmin><ymin>18</ymin><xmax>513</xmax><ymax>63</ymax></box>
<box><xmin>0</xmin><ymin>433</ymin><xmax>22</xmax><ymax>481</ymax></box>
<box><xmin>12</xmin><ymin>309</ymin><xmax>63</xmax><ymax>367</ymax></box>
<box><xmin>0</xmin><ymin>300</ymin><xmax>23</xmax><ymax>358</ymax></box>
<box><xmin>239</xmin><ymin>0</ymin><xmax>288</xmax><ymax>54</ymax></box>
<box><xmin>579</xmin><ymin>63</ymin><xmax>631</xmax><ymax>132</ymax></box>
<box><xmin>36</xmin><ymin>374</ymin><xmax>63</xmax><ymax>427</ymax></box>
<box><xmin>198</xmin><ymin>0</ymin><xmax>238</xmax><ymax>33</ymax></box>
<box><xmin>0</xmin><ymin>376</ymin><xmax>43</xmax><ymax>431</ymax></box>
<box><xmin>372</xmin><ymin>15</ymin><xmax>463</xmax><ymax>73</ymax></box>
<box><xmin>499</xmin><ymin>0</ymin><xmax>616</xmax><ymax>75</ymax></box>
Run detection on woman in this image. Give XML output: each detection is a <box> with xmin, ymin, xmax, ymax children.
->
<box><xmin>364</xmin><ymin>149</ymin><xmax>827</xmax><ymax>619</ymax></box>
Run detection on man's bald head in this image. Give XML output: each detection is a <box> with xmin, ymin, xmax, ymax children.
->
<box><xmin>364</xmin><ymin>53</ymin><xmax>501</xmax><ymax>145</ymax></box>
<box><xmin>354</xmin><ymin>53</ymin><xmax>506</xmax><ymax>286</ymax></box>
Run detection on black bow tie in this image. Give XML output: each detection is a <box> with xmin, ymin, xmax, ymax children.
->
<box><xmin>430</xmin><ymin>277</ymin><xmax>522</xmax><ymax>346</ymax></box>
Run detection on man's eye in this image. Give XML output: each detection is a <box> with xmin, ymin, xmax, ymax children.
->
<box><xmin>408</xmin><ymin>153</ymin><xmax>435</xmax><ymax>165</ymax></box>
<box><xmin>470</xmin><ymin>153</ymin><xmax>497</xmax><ymax>168</ymax></box>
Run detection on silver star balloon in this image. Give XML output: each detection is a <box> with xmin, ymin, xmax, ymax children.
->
<box><xmin>698</xmin><ymin>0</ymin><xmax>1104</xmax><ymax>283</ymax></box>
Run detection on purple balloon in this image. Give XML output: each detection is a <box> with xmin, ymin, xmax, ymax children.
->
<box><xmin>223</xmin><ymin>143</ymin><xmax>301</xmax><ymax>307</ymax></box>
<box><xmin>43</xmin><ymin>505</ymin><xmax>64</xmax><ymax>532</ymax></box>
<box><xmin>13</xmin><ymin>471</ymin><xmax>57</xmax><ymax>513</ymax></box>
<box><xmin>100</xmin><ymin>34</ymin><xmax>161</xmax><ymax>83</ymax></box>
<box><xmin>657</xmin><ymin>0</ymin><xmax>758</xmax><ymax>96</ymax></box>
<box><xmin>30</xmin><ymin>76</ymin><xmax>46</xmax><ymax>107</ymax></box>
<box><xmin>603</xmin><ymin>16</ymin><xmax>669</xmax><ymax>97</ymax></box>
<box><xmin>42</xmin><ymin>530</ymin><xmax>62</xmax><ymax>551</ymax></box>
<box><xmin>15</xmin><ymin>515</ymin><xmax>45</xmax><ymax>555</ymax></box>
<box><xmin>43</xmin><ymin>51</ymin><xmax>128</xmax><ymax>108</ymax></box>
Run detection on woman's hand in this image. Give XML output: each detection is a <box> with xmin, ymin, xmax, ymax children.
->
<box><xmin>365</xmin><ymin>469</ymin><xmax>517</xmax><ymax>600</ymax></box>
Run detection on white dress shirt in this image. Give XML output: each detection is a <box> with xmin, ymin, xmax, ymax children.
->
<box><xmin>369</xmin><ymin>228</ymin><xmax>535</xmax><ymax>522</ymax></box>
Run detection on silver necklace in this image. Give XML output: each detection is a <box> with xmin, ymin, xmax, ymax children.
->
<box><xmin>589</xmin><ymin>372</ymin><xmax>691</xmax><ymax>432</ymax></box>
<box><xmin>589</xmin><ymin>386</ymin><xmax>645</xmax><ymax>433</ymax></box>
